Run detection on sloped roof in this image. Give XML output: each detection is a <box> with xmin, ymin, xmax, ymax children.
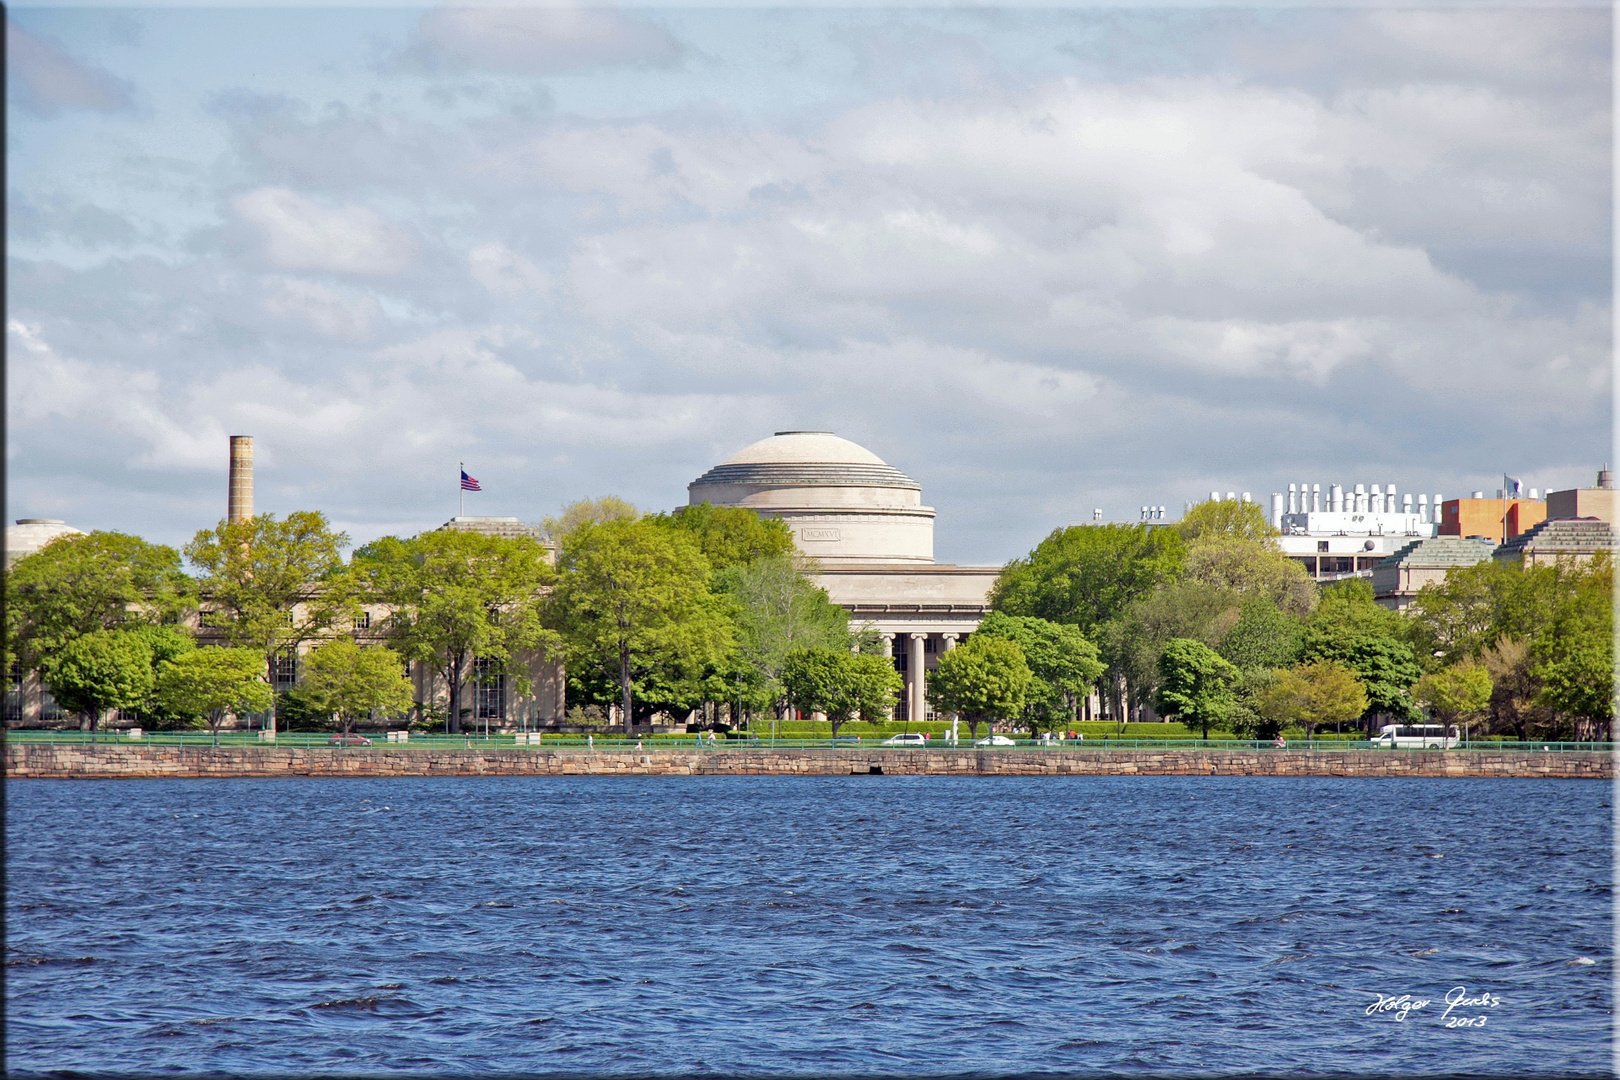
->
<box><xmin>1494</xmin><ymin>517</ymin><xmax>1616</xmax><ymax>559</ymax></box>
<box><xmin>1375</xmin><ymin>536</ymin><xmax>1497</xmax><ymax>570</ymax></box>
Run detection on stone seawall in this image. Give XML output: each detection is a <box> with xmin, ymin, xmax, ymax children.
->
<box><xmin>4</xmin><ymin>744</ymin><xmax>1611</xmax><ymax>779</ymax></box>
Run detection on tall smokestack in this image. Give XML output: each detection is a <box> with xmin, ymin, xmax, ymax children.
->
<box><xmin>228</xmin><ymin>436</ymin><xmax>254</xmax><ymax>523</ymax></box>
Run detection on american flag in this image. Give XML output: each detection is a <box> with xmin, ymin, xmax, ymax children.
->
<box><xmin>460</xmin><ymin>468</ymin><xmax>482</xmax><ymax>492</ymax></box>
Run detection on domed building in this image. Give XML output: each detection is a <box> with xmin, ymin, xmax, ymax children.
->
<box><xmin>688</xmin><ymin>432</ymin><xmax>1000</xmax><ymax>722</ymax></box>
<box><xmin>5</xmin><ymin>519</ymin><xmax>86</xmax><ymax>568</ymax></box>
<box><xmin>688</xmin><ymin>431</ymin><xmax>935</xmax><ymax>562</ymax></box>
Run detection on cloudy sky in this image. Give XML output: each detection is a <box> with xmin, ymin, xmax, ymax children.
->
<box><xmin>6</xmin><ymin>2</ymin><xmax>1612</xmax><ymax>564</ymax></box>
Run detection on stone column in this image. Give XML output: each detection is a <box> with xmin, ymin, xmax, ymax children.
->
<box><xmin>909</xmin><ymin>633</ymin><xmax>927</xmax><ymax>723</ymax></box>
<box><xmin>880</xmin><ymin>634</ymin><xmax>897</xmax><ymax>719</ymax></box>
<box><xmin>941</xmin><ymin>633</ymin><xmax>958</xmax><ymax>651</ymax></box>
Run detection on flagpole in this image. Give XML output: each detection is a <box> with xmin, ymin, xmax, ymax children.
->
<box><xmin>459</xmin><ymin>463</ymin><xmax>464</xmax><ymax>519</ymax></box>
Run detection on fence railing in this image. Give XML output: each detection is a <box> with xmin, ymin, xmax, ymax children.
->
<box><xmin>2</xmin><ymin>729</ymin><xmax>1614</xmax><ymax>753</ymax></box>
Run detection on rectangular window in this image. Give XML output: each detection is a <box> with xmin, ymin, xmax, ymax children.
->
<box><xmin>272</xmin><ymin>652</ymin><xmax>298</xmax><ymax>689</ymax></box>
<box><xmin>1317</xmin><ymin>541</ymin><xmax>1330</xmax><ymax>553</ymax></box>
<box><xmin>473</xmin><ymin>658</ymin><xmax>505</xmax><ymax>722</ymax></box>
<box><xmin>5</xmin><ymin>660</ymin><xmax>22</xmax><ymax>724</ymax></box>
<box><xmin>354</xmin><ymin>611</ymin><xmax>372</xmax><ymax>630</ymax></box>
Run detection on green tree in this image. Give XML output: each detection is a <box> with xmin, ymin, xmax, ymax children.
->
<box><xmin>41</xmin><ymin>629</ymin><xmax>155</xmax><ymax>731</ymax></box>
<box><xmin>650</xmin><ymin>503</ymin><xmax>796</xmax><ymax>573</ymax></box>
<box><xmin>1218</xmin><ymin>600</ymin><xmax>1303</xmax><ymax>671</ymax></box>
<box><xmin>1153</xmin><ymin>637</ymin><xmax>1238</xmax><ymax>739</ymax></box>
<box><xmin>5</xmin><ymin>531</ymin><xmax>194</xmax><ymax>675</ymax></box>
<box><xmin>1413</xmin><ymin>662</ymin><xmax>1492</xmax><ymax>729</ymax></box>
<box><xmin>1103</xmin><ymin>580</ymin><xmax>1243</xmax><ymax>715</ymax></box>
<box><xmin>1531</xmin><ymin>555</ymin><xmax>1614</xmax><ymax>740</ymax></box>
<box><xmin>185</xmin><ymin>512</ymin><xmax>353</xmax><ymax>734</ymax></box>
<box><xmin>1255</xmin><ymin>660</ymin><xmax>1369</xmax><ymax>740</ymax></box>
<box><xmin>153</xmin><ymin>647</ymin><xmax>273</xmax><ymax>744</ymax></box>
<box><xmin>1478</xmin><ymin>637</ymin><xmax>1548</xmax><ymax>742</ymax></box>
<box><xmin>973</xmin><ymin>611</ymin><xmax>1104</xmax><ymax>737</ymax></box>
<box><xmin>780</xmin><ymin>647</ymin><xmax>902</xmax><ymax>739</ymax></box>
<box><xmin>712</xmin><ymin>555</ymin><xmax>853</xmax><ymax>725</ymax></box>
<box><xmin>926</xmin><ymin>635</ymin><xmax>1031</xmax><ymax>740</ymax></box>
<box><xmin>1301</xmin><ymin>580</ymin><xmax>1420</xmax><ymax>725</ymax></box>
<box><xmin>541</xmin><ymin>496</ymin><xmax>639</xmax><ymax>545</ymax></box>
<box><xmin>354</xmin><ymin>529</ymin><xmax>555</xmax><ymax>734</ymax></box>
<box><xmin>1405</xmin><ymin>559</ymin><xmax>1560</xmax><ymax>671</ymax></box>
<box><xmin>297</xmin><ymin>640</ymin><xmax>414</xmax><ymax>738</ymax></box>
<box><xmin>547</xmin><ymin>518</ymin><xmax>729</xmax><ymax>732</ymax></box>
<box><xmin>990</xmin><ymin>523</ymin><xmax>1185</xmax><ymax>635</ymax></box>
<box><xmin>1183</xmin><ymin>537</ymin><xmax>1315</xmax><ymax>616</ymax></box>
<box><xmin>1176</xmin><ymin>498</ymin><xmax>1277</xmax><ymax>543</ymax></box>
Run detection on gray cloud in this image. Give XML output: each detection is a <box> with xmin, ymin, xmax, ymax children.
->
<box><xmin>6</xmin><ymin>19</ymin><xmax>133</xmax><ymax>117</ymax></box>
<box><xmin>408</xmin><ymin>4</ymin><xmax>682</xmax><ymax>75</ymax></box>
<box><xmin>5</xmin><ymin>7</ymin><xmax>1611</xmax><ymax>562</ymax></box>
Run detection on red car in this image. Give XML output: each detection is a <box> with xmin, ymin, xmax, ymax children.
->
<box><xmin>328</xmin><ymin>733</ymin><xmax>373</xmax><ymax>746</ymax></box>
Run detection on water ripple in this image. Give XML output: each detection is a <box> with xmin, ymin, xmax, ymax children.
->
<box><xmin>4</xmin><ymin>774</ymin><xmax>1611</xmax><ymax>1076</ymax></box>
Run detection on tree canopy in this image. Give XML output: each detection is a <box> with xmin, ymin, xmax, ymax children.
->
<box><xmin>1153</xmin><ymin>637</ymin><xmax>1238</xmax><ymax>738</ymax></box>
<box><xmin>547</xmin><ymin>517</ymin><xmax>731</xmax><ymax>730</ymax></box>
<box><xmin>354</xmin><ymin>528</ymin><xmax>554</xmax><ymax>733</ymax></box>
<box><xmin>298</xmin><ymin>639</ymin><xmax>414</xmax><ymax>735</ymax></box>
<box><xmin>1255</xmin><ymin>660</ymin><xmax>1369</xmax><ymax>739</ymax></box>
<box><xmin>780</xmin><ymin>647</ymin><xmax>901</xmax><ymax>738</ymax></box>
<box><xmin>927</xmin><ymin>635</ymin><xmax>1031</xmax><ymax>739</ymax></box>
<box><xmin>185</xmin><ymin>511</ymin><xmax>353</xmax><ymax>732</ymax></box>
<box><xmin>5</xmin><ymin>531</ymin><xmax>194</xmax><ymax>673</ymax></box>
<box><xmin>1413</xmin><ymin>662</ymin><xmax>1492</xmax><ymax>726</ymax></box>
<box><xmin>649</xmin><ymin>503</ymin><xmax>797</xmax><ymax>574</ymax></box>
<box><xmin>973</xmin><ymin>612</ymin><xmax>1104</xmax><ymax>736</ymax></box>
<box><xmin>153</xmin><ymin>647</ymin><xmax>273</xmax><ymax>742</ymax></box>
<box><xmin>540</xmin><ymin>496</ymin><xmax>639</xmax><ymax>545</ymax></box>
<box><xmin>41</xmin><ymin>629</ymin><xmax>156</xmax><ymax>730</ymax></box>
<box><xmin>989</xmin><ymin>523</ymin><xmax>1185</xmax><ymax>634</ymax></box>
<box><xmin>1176</xmin><ymin>498</ymin><xmax>1277</xmax><ymax>543</ymax></box>
<box><xmin>712</xmin><ymin>554</ymin><xmax>853</xmax><ymax>717</ymax></box>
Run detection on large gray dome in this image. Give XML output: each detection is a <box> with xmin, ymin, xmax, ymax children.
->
<box><xmin>688</xmin><ymin>432</ymin><xmax>934</xmax><ymax>563</ymax></box>
<box><xmin>688</xmin><ymin>432</ymin><xmax>920</xmax><ymax>494</ymax></box>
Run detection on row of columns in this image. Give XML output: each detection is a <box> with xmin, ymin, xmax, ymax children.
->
<box><xmin>877</xmin><ymin>632</ymin><xmax>958</xmax><ymax>722</ymax></box>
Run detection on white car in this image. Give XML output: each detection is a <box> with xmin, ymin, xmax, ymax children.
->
<box><xmin>974</xmin><ymin>735</ymin><xmax>1016</xmax><ymax>747</ymax></box>
<box><xmin>882</xmin><ymin>733</ymin><xmax>927</xmax><ymax>746</ymax></box>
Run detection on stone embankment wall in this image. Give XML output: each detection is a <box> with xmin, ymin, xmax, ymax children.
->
<box><xmin>4</xmin><ymin>744</ymin><xmax>1611</xmax><ymax>780</ymax></box>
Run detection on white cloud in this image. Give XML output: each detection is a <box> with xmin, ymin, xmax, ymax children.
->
<box><xmin>6</xmin><ymin>20</ymin><xmax>132</xmax><ymax>117</ymax></box>
<box><xmin>263</xmin><ymin>278</ymin><xmax>381</xmax><ymax>341</ymax></box>
<box><xmin>414</xmin><ymin>4</ymin><xmax>681</xmax><ymax>75</ymax></box>
<box><xmin>233</xmin><ymin>187</ymin><xmax>417</xmax><ymax>277</ymax></box>
<box><xmin>468</xmin><ymin>242</ymin><xmax>551</xmax><ymax>298</ymax></box>
<box><xmin>5</xmin><ymin>7</ymin><xmax>1609</xmax><ymax>556</ymax></box>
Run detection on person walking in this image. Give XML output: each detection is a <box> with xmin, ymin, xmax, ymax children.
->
<box><xmin>587</xmin><ymin>733</ymin><xmax>594</xmax><ymax>750</ymax></box>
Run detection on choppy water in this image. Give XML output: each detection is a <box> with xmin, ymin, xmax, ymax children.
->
<box><xmin>5</xmin><ymin>775</ymin><xmax>1612</xmax><ymax>1076</ymax></box>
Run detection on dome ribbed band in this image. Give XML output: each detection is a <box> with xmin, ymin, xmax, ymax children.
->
<box><xmin>690</xmin><ymin>462</ymin><xmax>922</xmax><ymax>490</ymax></box>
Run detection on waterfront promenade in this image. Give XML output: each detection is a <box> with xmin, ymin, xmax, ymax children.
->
<box><xmin>5</xmin><ymin>739</ymin><xmax>1610</xmax><ymax>779</ymax></box>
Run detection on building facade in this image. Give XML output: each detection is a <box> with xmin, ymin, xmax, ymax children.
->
<box><xmin>689</xmin><ymin>432</ymin><xmax>1000</xmax><ymax>723</ymax></box>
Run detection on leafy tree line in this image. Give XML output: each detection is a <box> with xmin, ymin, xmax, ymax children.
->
<box><xmin>8</xmin><ymin>493</ymin><xmax>1608</xmax><ymax>743</ymax></box>
<box><xmin>5</xmin><ymin>500</ymin><xmax>890</xmax><ymax>735</ymax></box>
<box><xmin>989</xmin><ymin>499</ymin><xmax>1614</xmax><ymax>741</ymax></box>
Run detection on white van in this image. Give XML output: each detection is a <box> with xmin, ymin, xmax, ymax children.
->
<box><xmin>1371</xmin><ymin>723</ymin><xmax>1460</xmax><ymax>749</ymax></box>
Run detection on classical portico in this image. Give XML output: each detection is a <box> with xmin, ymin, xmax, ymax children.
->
<box><xmin>689</xmin><ymin>432</ymin><xmax>1000</xmax><ymax>721</ymax></box>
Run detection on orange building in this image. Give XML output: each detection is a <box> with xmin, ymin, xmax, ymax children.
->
<box><xmin>1439</xmin><ymin>498</ymin><xmax>1546</xmax><ymax>542</ymax></box>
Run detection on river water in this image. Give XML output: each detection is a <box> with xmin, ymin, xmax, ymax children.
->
<box><xmin>5</xmin><ymin>775</ymin><xmax>1611</xmax><ymax>1076</ymax></box>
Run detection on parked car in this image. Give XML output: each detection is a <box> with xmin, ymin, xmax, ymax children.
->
<box><xmin>974</xmin><ymin>735</ymin><xmax>1016</xmax><ymax>747</ymax></box>
<box><xmin>328</xmin><ymin>733</ymin><xmax>373</xmax><ymax>746</ymax></box>
<box><xmin>882</xmin><ymin>733</ymin><xmax>927</xmax><ymax>746</ymax></box>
